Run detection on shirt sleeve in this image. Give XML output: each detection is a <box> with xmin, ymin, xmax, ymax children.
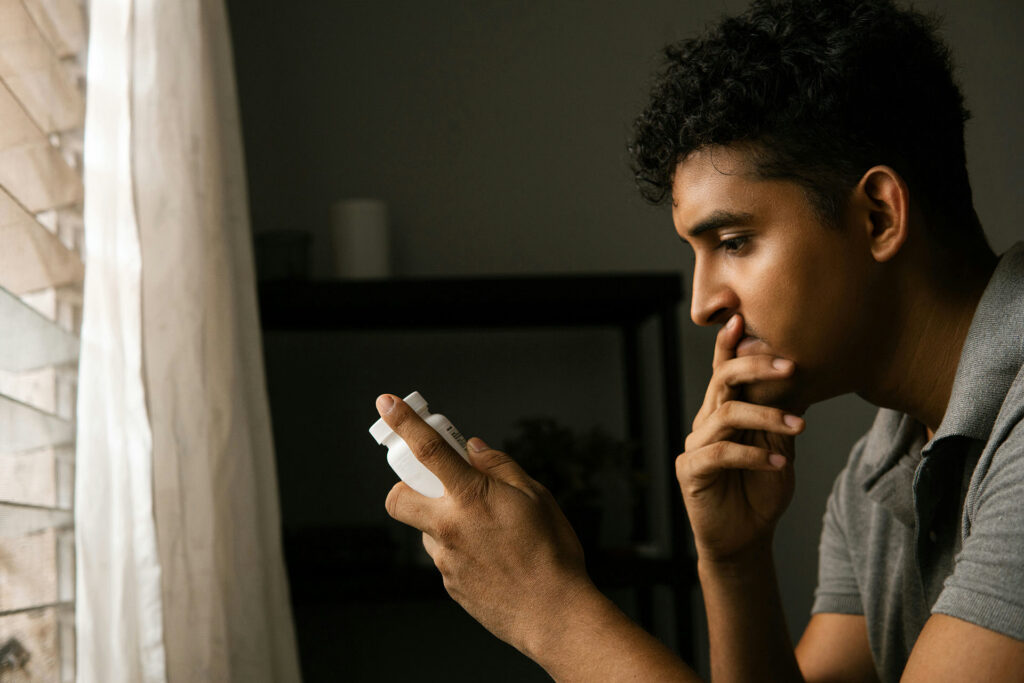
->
<box><xmin>811</xmin><ymin>441</ymin><xmax>866</xmax><ymax>616</ymax></box>
<box><xmin>932</xmin><ymin>416</ymin><xmax>1024</xmax><ymax>639</ymax></box>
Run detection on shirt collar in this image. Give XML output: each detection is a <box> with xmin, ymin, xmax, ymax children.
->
<box><xmin>858</xmin><ymin>409</ymin><xmax>925</xmax><ymax>526</ymax></box>
<box><xmin>859</xmin><ymin>242</ymin><xmax>1024</xmax><ymax>501</ymax></box>
<box><xmin>931</xmin><ymin>242</ymin><xmax>1024</xmax><ymax>444</ymax></box>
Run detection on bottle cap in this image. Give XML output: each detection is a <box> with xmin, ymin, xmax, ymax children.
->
<box><xmin>403</xmin><ymin>391</ymin><xmax>427</xmax><ymax>413</ymax></box>
<box><xmin>368</xmin><ymin>417</ymin><xmax>392</xmax><ymax>445</ymax></box>
<box><xmin>368</xmin><ymin>391</ymin><xmax>428</xmax><ymax>444</ymax></box>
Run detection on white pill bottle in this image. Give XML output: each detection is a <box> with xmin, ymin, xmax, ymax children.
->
<box><xmin>369</xmin><ymin>391</ymin><xmax>470</xmax><ymax>498</ymax></box>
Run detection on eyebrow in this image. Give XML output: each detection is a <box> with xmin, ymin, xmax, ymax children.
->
<box><xmin>685</xmin><ymin>210</ymin><xmax>756</xmax><ymax>238</ymax></box>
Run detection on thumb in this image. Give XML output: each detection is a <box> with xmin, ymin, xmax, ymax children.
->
<box><xmin>466</xmin><ymin>437</ymin><xmax>528</xmax><ymax>484</ymax></box>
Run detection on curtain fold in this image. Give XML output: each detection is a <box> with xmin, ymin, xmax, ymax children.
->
<box><xmin>77</xmin><ymin>0</ymin><xmax>301</xmax><ymax>681</ymax></box>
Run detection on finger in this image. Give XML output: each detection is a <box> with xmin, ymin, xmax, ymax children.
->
<box><xmin>422</xmin><ymin>532</ymin><xmax>440</xmax><ymax>561</ymax></box>
<box><xmin>466</xmin><ymin>437</ymin><xmax>532</xmax><ymax>487</ymax></box>
<box><xmin>686</xmin><ymin>401</ymin><xmax>804</xmax><ymax>451</ymax></box>
<box><xmin>677</xmin><ymin>441</ymin><xmax>788</xmax><ymax>483</ymax></box>
<box><xmin>697</xmin><ymin>314</ymin><xmax>748</xmax><ymax>419</ymax></box>
<box><xmin>702</xmin><ymin>353</ymin><xmax>795</xmax><ymax>411</ymax></box>
<box><xmin>720</xmin><ymin>354</ymin><xmax>795</xmax><ymax>388</ymax></box>
<box><xmin>384</xmin><ymin>480</ymin><xmax>439</xmax><ymax>533</ymax></box>
<box><xmin>712</xmin><ymin>313</ymin><xmax>745</xmax><ymax>369</ymax></box>
<box><xmin>376</xmin><ymin>394</ymin><xmax>476</xmax><ymax>493</ymax></box>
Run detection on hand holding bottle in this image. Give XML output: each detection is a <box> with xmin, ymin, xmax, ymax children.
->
<box><xmin>374</xmin><ymin>393</ymin><xmax>594</xmax><ymax>658</ymax></box>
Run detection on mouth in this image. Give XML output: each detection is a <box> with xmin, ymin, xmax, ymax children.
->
<box><xmin>736</xmin><ymin>335</ymin><xmax>772</xmax><ymax>357</ymax></box>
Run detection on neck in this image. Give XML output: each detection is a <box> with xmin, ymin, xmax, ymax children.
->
<box><xmin>857</xmin><ymin>249</ymin><xmax>997</xmax><ymax>434</ymax></box>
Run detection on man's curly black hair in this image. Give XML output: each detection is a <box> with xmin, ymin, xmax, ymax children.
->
<box><xmin>629</xmin><ymin>0</ymin><xmax>986</xmax><ymax>247</ymax></box>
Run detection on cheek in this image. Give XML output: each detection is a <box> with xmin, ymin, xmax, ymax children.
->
<box><xmin>753</xmin><ymin>248</ymin><xmax>854</xmax><ymax>364</ymax></box>
<box><xmin>742</xmin><ymin>260</ymin><xmax>806</xmax><ymax>350</ymax></box>
<box><xmin>787</xmin><ymin>257</ymin><xmax>865</xmax><ymax>368</ymax></box>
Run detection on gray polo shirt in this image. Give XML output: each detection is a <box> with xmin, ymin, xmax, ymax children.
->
<box><xmin>811</xmin><ymin>242</ymin><xmax>1024</xmax><ymax>683</ymax></box>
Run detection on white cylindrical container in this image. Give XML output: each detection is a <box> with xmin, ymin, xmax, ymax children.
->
<box><xmin>369</xmin><ymin>391</ymin><xmax>469</xmax><ymax>498</ymax></box>
<box><xmin>330</xmin><ymin>198</ymin><xmax>391</xmax><ymax>278</ymax></box>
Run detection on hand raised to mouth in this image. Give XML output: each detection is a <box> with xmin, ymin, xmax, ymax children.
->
<box><xmin>678</xmin><ymin>313</ymin><xmax>805</xmax><ymax>563</ymax></box>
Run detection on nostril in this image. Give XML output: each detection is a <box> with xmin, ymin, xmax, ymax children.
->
<box><xmin>714</xmin><ymin>309</ymin><xmax>733</xmax><ymax>325</ymax></box>
<box><xmin>702</xmin><ymin>308</ymin><xmax>734</xmax><ymax>328</ymax></box>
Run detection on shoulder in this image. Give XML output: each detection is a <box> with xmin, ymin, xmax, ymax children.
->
<box><xmin>936</xmin><ymin>374</ymin><xmax>1024</xmax><ymax>641</ymax></box>
<box><xmin>967</xmin><ymin>363</ymin><xmax>1024</xmax><ymax>524</ymax></box>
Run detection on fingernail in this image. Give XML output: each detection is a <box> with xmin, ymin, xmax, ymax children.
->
<box><xmin>773</xmin><ymin>358</ymin><xmax>794</xmax><ymax>371</ymax></box>
<box><xmin>769</xmin><ymin>453</ymin><xmax>787</xmax><ymax>468</ymax></box>
<box><xmin>376</xmin><ymin>394</ymin><xmax>395</xmax><ymax>415</ymax></box>
<box><xmin>728</xmin><ymin>315</ymin><xmax>740</xmax><ymax>330</ymax></box>
<box><xmin>784</xmin><ymin>414</ymin><xmax>802</xmax><ymax>429</ymax></box>
<box><xmin>468</xmin><ymin>437</ymin><xmax>489</xmax><ymax>452</ymax></box>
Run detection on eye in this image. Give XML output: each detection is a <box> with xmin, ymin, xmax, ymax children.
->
<box><xmin>717</xmin><ymin>235</ymin><xmax>750</xmax><ymax>254</ymax></box>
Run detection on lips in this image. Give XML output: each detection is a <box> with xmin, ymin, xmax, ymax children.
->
<box><xmin>736</xmin><ymin>335</ymin><xmax>771</xmax><ymax>357</ymax></box>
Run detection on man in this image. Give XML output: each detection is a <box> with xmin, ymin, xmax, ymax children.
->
<box><xmin>375</xmin><ymin>0</ymin><xmax>1024</xmax><ymax>680</ymax></box>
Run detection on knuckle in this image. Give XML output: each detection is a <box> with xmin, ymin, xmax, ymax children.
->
<box><xmin>675</xmin><ymin>452</ymin><xmax>690</xmax><ymax>481</ymax></box>
<box><xmin>417</xmin><ymin>437</ymin><xmax>451</xmax><ymax>465</ymax></box>
<box><xmin>426</xmin><ymin>537</ymin><xmax>442</xmax><ymax>563</ymax></box>
<box><xmin>482</xmin><ymin>451</ymin><xmax>513</xmax><ymax>475</ymax></box>
<box><xmin>719</xmin><ymin>400</ymin><xmax>739</xmax><ymax>421</ymax></box>
<box><xmin>684</xmin><ymin>433</ymin><xmax>696</xmax><ymax>451</ymax></box>
<box><xmin>709</xmin><ymin>441</ymin><xmax>729</xmax><ymax>463</ymax></box>
<box><xmin>434</xmin><ymin>519</ymin><xmax>461</xmax><ymax>548</ymax></box>
<box><xmin>685</xmin><ymin>428</ymin><xmax>709</xmax><ymax>452</ymax></box>
<box><xmin>454</xmin><ymin>478</ymin><xmax>485</xmax><ymax>506</ymax></box>
<box><xmin>720</xmin><ymin>357</ymin><xmax>745</xmax><ymax>380</ymax></box>
<box><xmin>709</xmin><ymin>361</ymin><xmax>726</xmax><ymax>383</ymax></box>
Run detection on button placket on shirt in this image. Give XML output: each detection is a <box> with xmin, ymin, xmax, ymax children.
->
<box><xmin>912</xmin><ymin>442</ymin><xmax>964</xmax><ymax>608</ymax></box>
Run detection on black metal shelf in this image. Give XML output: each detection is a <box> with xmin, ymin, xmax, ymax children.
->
<box><xmin>258</xmin><ymin>273</ymin><xmax>683</xmax><ymax>330</ymax></box>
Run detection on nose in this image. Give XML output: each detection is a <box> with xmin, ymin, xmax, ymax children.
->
<box><xmin>689</xmin><ymin>260</ymin><xmax>738</xmax><ymax>327</ymax></box>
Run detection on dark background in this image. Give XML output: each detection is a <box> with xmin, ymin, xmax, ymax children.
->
<box><xmin>224</xmin><ymin>1</ymin><xmax>1023</xmax><ymax>680</ymax></box>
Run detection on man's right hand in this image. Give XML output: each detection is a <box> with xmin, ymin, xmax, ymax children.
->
<box><xmin>678</xmin><ymin>313</ymin><xmax>806</xmax><ymax>564</ymax></box>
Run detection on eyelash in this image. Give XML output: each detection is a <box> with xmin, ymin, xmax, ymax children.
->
<box><xmin>717</xmin><ymin>236</ymin><xmax>750</xmax><ymax>254</ymax></box>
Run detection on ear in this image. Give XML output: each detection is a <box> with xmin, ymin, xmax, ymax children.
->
<box><xmin>851</xmin><ymin>166</ymin><xmax>909</xmax><ymax>263</ymax></box>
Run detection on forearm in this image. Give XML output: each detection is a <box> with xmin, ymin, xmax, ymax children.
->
<box><xmin>524</xmin><ymin>579</ymin><xmax>700</xmax><ymax>682</ymax></box>
<box><xmin>699</xmin><ymin>543</ymin><xmax>803</xmax><ymax>683</ymax></box>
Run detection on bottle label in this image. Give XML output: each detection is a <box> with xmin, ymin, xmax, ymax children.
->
<box><xmin>443</xmin><ymin>422</ymin><xmax>468</xmax><ymax>451</ymax></box>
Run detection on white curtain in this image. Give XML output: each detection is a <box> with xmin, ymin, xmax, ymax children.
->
<box><xmin>76</xmin><ymin>1</ymin><xmax>302</xmax><ymax>681</ymax></box>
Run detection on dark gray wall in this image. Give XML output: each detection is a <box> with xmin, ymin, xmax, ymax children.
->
<box><xmin>229</xmin><ymin>0</ymin><xmax>1022</xmax><ymax>677</ymax></box>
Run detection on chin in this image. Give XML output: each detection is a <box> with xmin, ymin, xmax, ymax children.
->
<box><xmin>740</xmin><ymin>378</ymin><xmax>808</xmax><ymax>414</ymax></box>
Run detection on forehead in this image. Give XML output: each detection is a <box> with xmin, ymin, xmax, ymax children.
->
<box><xmin>671</xmin><ymin>147</ymin><xmax>760</xmax><ymax>219</ymax></box>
